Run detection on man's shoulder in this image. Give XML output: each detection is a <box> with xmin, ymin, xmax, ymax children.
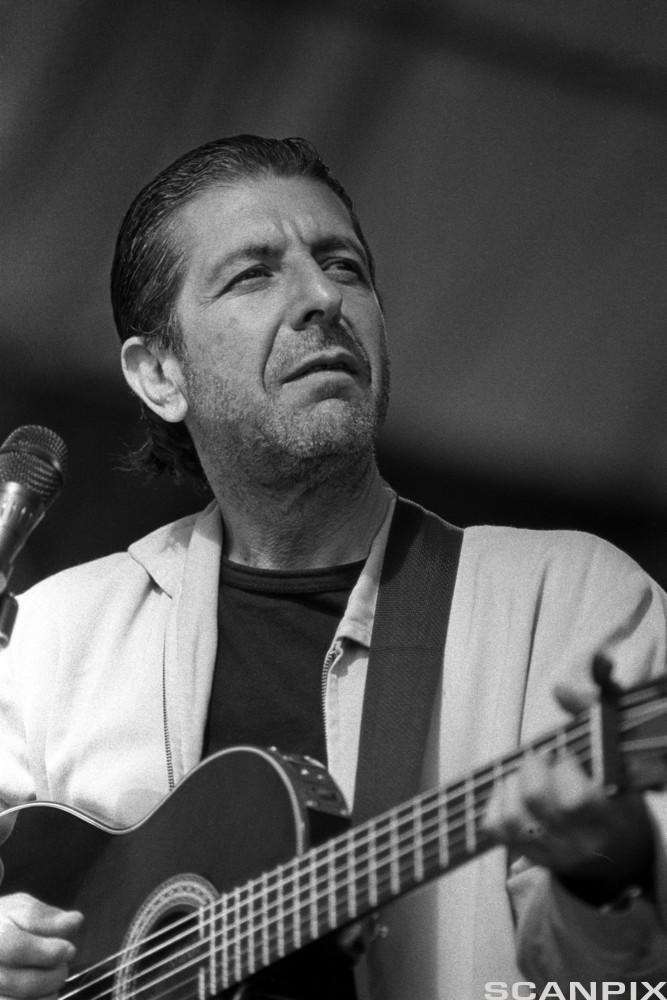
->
<box><xmin>464</xmin><ymin>522</ymin><xmax>613</xmax><ymax>559</ymax></box>
<box><xmin>19</xmin><ymin>503</ymin><xmax>216</xmax><ymax>607</ymax></box>
<box><xmin>395</xmin><ymin>499</ymin><xmax>655</xmax><ymax>592</ymax></box>
<box><xmin>463</xmin><ymin>522</ymin><xmax>634</xmax><ymax>568</ymax></box>
<box><xmin>460</xmin><ymin>522</ymin><xmax>658</xmax><ymax>598</ymax></box>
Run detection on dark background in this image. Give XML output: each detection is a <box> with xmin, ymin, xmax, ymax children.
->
<box><xmin>2</xmin><ymin>0</ymin><xmax>667</xmax><ymax>592</ymax></box>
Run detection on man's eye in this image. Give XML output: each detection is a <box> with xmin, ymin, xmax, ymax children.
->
<box><xmin>325</xmin><ymin>258</ymin><xmax>365</xmax><ymax>279</ymax></box>
<box><xmin>223</xmin><ymin>267</ymin><xmax>269</xmax><ymax>292</ymax></box>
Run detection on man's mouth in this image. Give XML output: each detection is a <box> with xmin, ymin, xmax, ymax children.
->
<box><xmin>283</xmin><ymin>353</ymin><xmax>362</xmax><ymax>383</ymax></box>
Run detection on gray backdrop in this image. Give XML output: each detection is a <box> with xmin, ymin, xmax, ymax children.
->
<box><xmin>2</xmin><ymin>0</ymin><xmax>667</xmax><ymax>589</ymax></box>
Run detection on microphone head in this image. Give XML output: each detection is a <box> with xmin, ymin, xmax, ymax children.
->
<box><xmin>0</xmin><ymin>425</ymin><xmax>68</xmax><ymax>503</ymax></box>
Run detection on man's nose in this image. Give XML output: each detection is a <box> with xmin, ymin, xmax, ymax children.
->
<box><xmin>289</xmin><ymin>261</ymin><xmax>343</xmax><ymax>330</ymax></box>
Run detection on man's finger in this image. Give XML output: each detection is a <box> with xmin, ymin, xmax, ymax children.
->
<box><xmin>0</xmin><ymin>959</ymin><xmax>71</xmax><ymax>999</ymax></box>
<box><xmin>552</xmin><ymin>682</ymin><xmax>594</xmax><ymax>716</ymax></box>
<box><xmin>0</xmin><ymin>895</ymin><xmax>82</xmax><ymax>970</ymax></box>
<box><xmin>8</xmin><ymin>896</ymin><xmax>83</xmax><ymax>943</ymax></box>
<box><xmin>523</xmin><ymin>755</ymin><xmax>601</xmax><ymax>832</ymax></box>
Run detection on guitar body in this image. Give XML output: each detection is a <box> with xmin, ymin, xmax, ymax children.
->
<box><xmin>0</xmin><ymin>747</ymin><xmax>352</xmax><ymax>1000</ymax></box>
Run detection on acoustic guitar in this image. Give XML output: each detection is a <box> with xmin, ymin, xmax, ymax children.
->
<box><xmin>0</xmin><ymin>675</ymin><xmax>666</xmax><ymax>999</ymax></box>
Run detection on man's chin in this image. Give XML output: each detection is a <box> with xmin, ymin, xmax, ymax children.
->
<box><xmin>281</xmin><ymin>399</ymin><xmax>379</xmax><ymax>456</ymax></box>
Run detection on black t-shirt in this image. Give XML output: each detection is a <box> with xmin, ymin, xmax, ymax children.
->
<box><xmin>203</xmin><ymin>557</ymin><xmax>365</xmax><ymax>998</ymax></box>
<box><xmin>204</xmin><ymin>557</ymin><xmax>363</xmax><ymax>761</ymax></box>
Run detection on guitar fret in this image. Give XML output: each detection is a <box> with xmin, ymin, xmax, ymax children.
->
<box><xmin>327</xmin><ymin>839</ymin><xmax>337</xmax><ymax>929</ymax></box>
<box><xmin>198</xmin><ymin>904</ymin><xmax>212</xmax><ymax>1000</ymax></box>
<box><xmin>368</xmin><ymin>823</ymin><xmax>378</xmax><ymax>906</ymax></box>
<box><xmin>292</xmin><ymin>862</ymin><xmax>301</xmax><ymax>950</ymax></box>
<box><xmin>245</xmin><ymin>881</ymin><xmax>256</xmax><ymax>976</ymax></box>
<box><xmin>232</xmin><ymin>885</ymin><xmax>242</xmax><ymax>983</ymax></box>
<box><xmin>260</xmin><ymin>871</ymin><xmax>270</xmax><ymax>968</ymax></box>
<box><xmin>264</xmin><ymin>874</ymin><xmax>279</xmax><ymax>966</ymax></box>
<box><xmin>389</xmin><ymin>813</ymin><xmax>401</xmax><ymax>894</ymax></box>
<box><xmin>220</xmin><ymin>892</ymin><xmax>230</xmax><ymax>990</ymax></box>
<box><xmin>438</xmin><ymin>792</ymin><xmax>450</xmax><ymax>868</ymax></box>
<box><xmin>491</xmin><ymin>759</ymin><xmax>504</xmax><ymax>832</ymax></box>
<box><xmin>464</xmin><ymin>775</ymin><xmax>475</xmax><ymax>854</ymax></box>
<box><xmin>308</xmin><ymin>846</ymin><xmax>319</xmax><ymax>940</ymax></box>
<box><xmin>555</xmin><ymin>725</ymin><xmax>568</xmax><ymax>764</ymax></box>
<box><xmin>346</xmin><ymin>832</ymin><xmax>357</xmax><ymax>918</ymax></box>
<box><xmin>589</xmin><ymin>702</ymin><xmax>604</xmax><ymax>787</ymax></box>
<box><xmin>276</xmin><ymin>868</ymin><xmax>286</xmax><ymax>958</ymax></box>
<box><xmin>200</xmin><ymin>903</ymin><xmax>216</xmax><ymax>998</ymax></box>
<box><xmin>413</xmin><ymin>801</ymin><xmax>424</xmax><ymax>882</ymax></box>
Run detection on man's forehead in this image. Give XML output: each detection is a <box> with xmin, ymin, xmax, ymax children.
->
<box><xmin>174</xmin><ymin>174</ymin><xmax>359</xmax><ymax>256</ymax></box>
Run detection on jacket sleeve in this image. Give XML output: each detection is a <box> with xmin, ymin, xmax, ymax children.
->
<box><xmin>509</xmin><ymin>832</ymin><xmax>667</xmax><ymax>985</ymax></box>
<box><xmin>0</xmin><ymin>621</ymin><xmax>38</xmax><ymax>810</ymax></box>
<box><xmin>506</xmin><ymin>532</ymin><xmax>667</xmax><ymax>985</ymax></box>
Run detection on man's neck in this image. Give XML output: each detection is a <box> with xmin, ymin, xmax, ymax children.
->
<box><xmin>213</xmin><ymin>461</ymin><xmax>392</xmax><ymax>571</ymax></box>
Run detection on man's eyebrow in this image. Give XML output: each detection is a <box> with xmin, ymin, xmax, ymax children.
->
<box><xmin>311</xmin><ymin>235</ymin><xmax>367</xmax><ymax>262</ymax></box>
<box><xmin>203</xmin><ymin>243</ymin><xmax>277</xmax><ymax>286</ymax></box>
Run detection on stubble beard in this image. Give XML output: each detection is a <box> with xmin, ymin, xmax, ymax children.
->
<box><xmin>183</xmin><ymin>356</ymin><xmax>391</xmax><ymax>496</ymax></box>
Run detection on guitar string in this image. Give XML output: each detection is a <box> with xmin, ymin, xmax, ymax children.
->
<box><xmin>63</xmin><ymin>693</ymin><xmax>664</xmax><ymax>994</ymax></box>
<box><xmin>60</xmin><ymin>723</ymin><xmax>601</xmax><ymax>1000</ymax></box>
<box><xmin>60</xmin><ymin>696</ymin><xmax>665</xmax><ymax>1000</ymax></box>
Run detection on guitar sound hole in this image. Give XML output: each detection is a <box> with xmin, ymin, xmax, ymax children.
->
<box><xmin>131</xmin><ymin>909</ymin><xmax>204</xmax><ymax>1000</ymax></box>
<box><xmin>111</xmin><ymin>906</ymin><xmax>207</xmax><ymax>1000</ymax></box>
<box><xmin>113</xmin><ymin>872</ymin><xmax>219</xmax><ymax>1000</ymax></box>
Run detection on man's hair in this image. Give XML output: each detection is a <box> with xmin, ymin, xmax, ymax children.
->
<box><xmin>110</xmin><ymin>134</ymin><xmax>376</xmax><ymax>486</ymax></box>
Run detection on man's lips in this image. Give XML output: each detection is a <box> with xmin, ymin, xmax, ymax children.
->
<box><xmin>282</xmin><ymin>350</ymin><xmax>364</xmax><ymax>384</ymax></box>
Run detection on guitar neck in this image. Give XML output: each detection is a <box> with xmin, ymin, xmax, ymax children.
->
<box><xmin>202</xmin><ymin>703</ymin><xmax>604</xmax><ymax>993</ymax></box>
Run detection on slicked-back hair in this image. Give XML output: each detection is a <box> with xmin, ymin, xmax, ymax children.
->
<box><xmin>110</xmin><ymin>135</ymin><xmax>376</xmax><ymax>487</ymax></box>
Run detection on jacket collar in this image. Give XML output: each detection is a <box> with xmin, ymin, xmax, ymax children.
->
<box><xmin>127</xmin><ymin>500</ymin><xmax>221</xmax><ymax>597</ymax></box>
<box><xmin>333</xmin><ymin>492</ymin><xmax>396</xmax><ymax>649</ymax></box>
<box><xmin>126</xmin><ymin>491</ymin><xmax>395</xmax><ymax>648</ymax></box>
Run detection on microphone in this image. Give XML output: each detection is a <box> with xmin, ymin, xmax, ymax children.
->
<box><xmin>0</xmin><ymin>426</ymin><xmax>68</xmax><ymax>647</ymax></box>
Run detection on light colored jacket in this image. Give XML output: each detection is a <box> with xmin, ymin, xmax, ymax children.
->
<box><xmin>1</xmin><ymin>499</ymin><xmax>667</xmax><ymax>998</ymax></box>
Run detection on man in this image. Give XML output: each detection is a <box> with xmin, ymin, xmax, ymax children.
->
<box><xmin>0</xmin><ymin>135</ymin><xmax>665</xmax><ymax>999</ymax></box>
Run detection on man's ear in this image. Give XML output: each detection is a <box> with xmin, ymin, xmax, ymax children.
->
<box><xmin>121</xmin><ymin>337</ymin><xmax>189</xmax><ymax>424</ymax></box>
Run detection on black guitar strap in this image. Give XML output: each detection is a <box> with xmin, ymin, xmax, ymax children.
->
<box><xmin>352</xmin><ymin>497</ymin><xmax>463</xmax><ymax>822</ymax></box>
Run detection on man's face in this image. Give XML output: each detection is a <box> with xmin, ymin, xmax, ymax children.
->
<box><xmin>170</xmin><ymin>174</ymin><xmax>389</xmax><ymax>486</ymax></box>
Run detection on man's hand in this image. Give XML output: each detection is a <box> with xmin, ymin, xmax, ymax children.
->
<box><xmin>0</xmin><ymin>894</ymin><xmax>83</xmax><ymax>999</ymax></box>
<box><xmin>484</xmin><ymin>683</ymin><xmax>655</xmax><ymax>905</ymax></box>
